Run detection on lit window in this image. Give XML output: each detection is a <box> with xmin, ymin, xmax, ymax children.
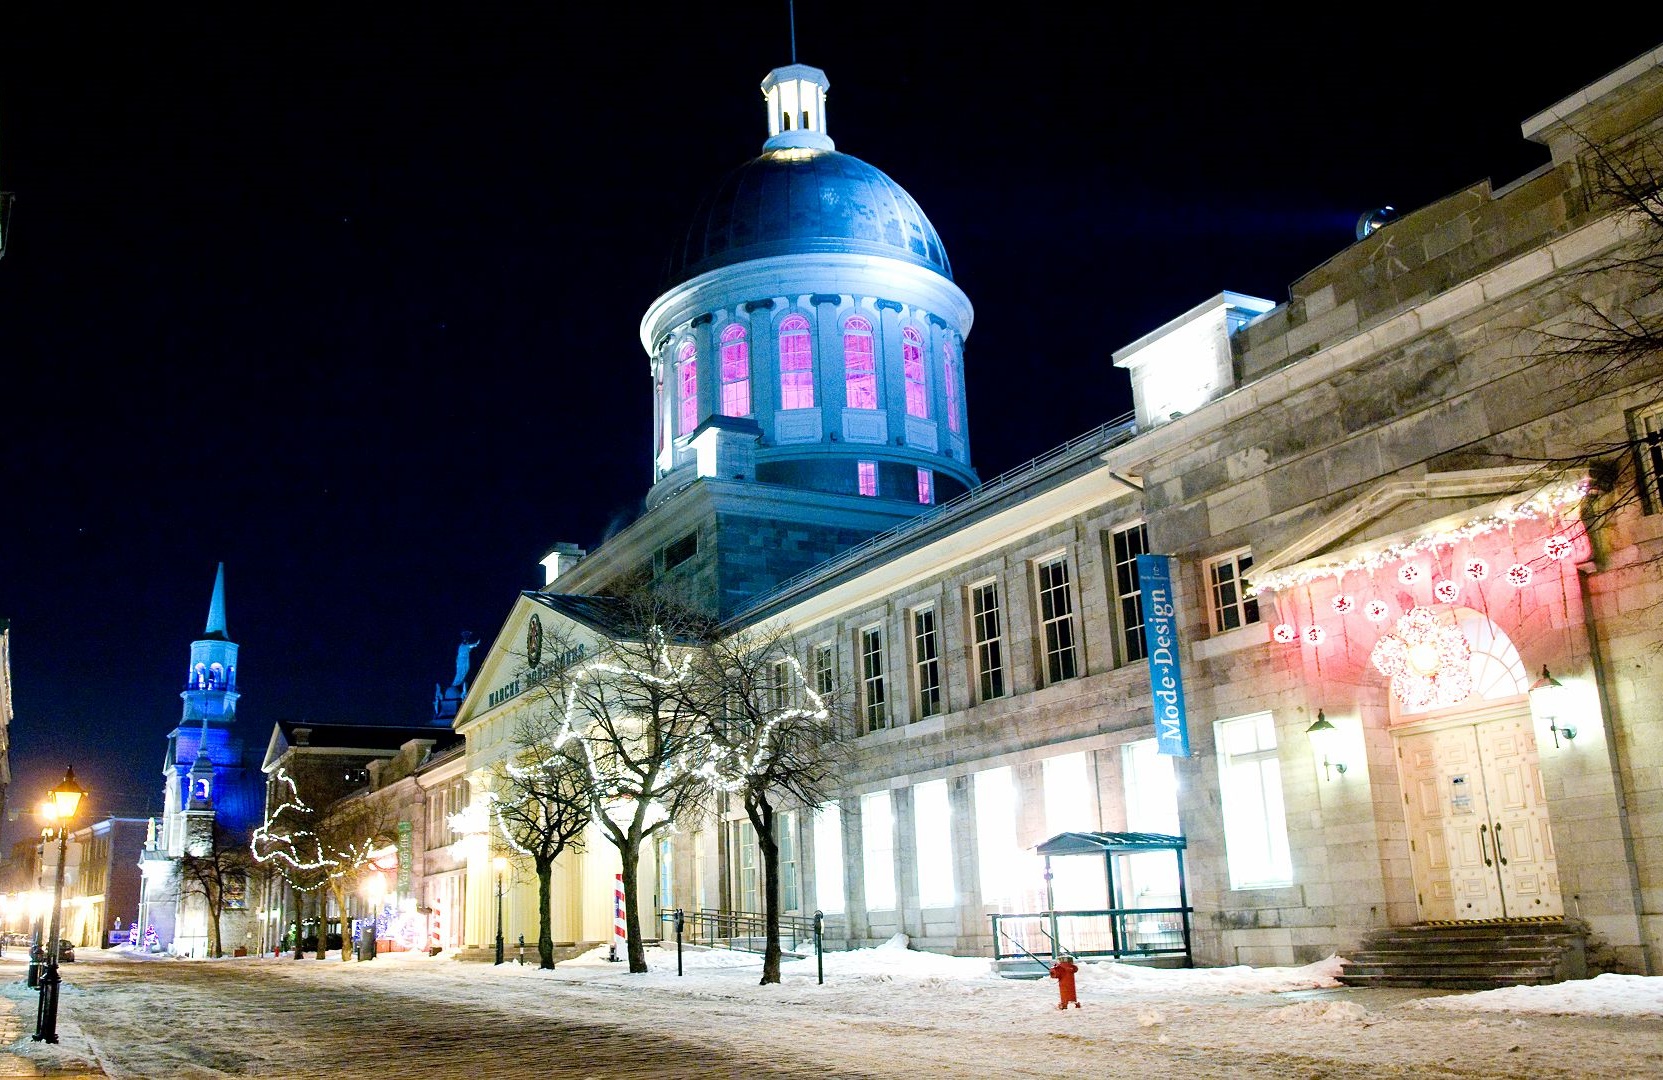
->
<box><xmin>860</xmin><ymin>625</ymin><xmax>887</xmax><ymax>732</ymax></box>
<box><xmin>844</xmin><ymin>315</ymin><xmax>877</xmax><ymax>409</ymax></box>
<box><xmin>719</xmin><ymin>323</ymin><xmax>750</xmax><ymax>417</ymax></box>
<box><xmin>813</xmin><ymin>642</ymin><xmax>835</xmax><ymax>699</ymax></box>
<box><xmin>1111</xmin><ymin>522</ymin><xmax>1150</xmax><ymax>663</ymax></box>
<box><xmin>943</xmin><ymin>341</ymin><xmax>961</xmax><ymax>434</ymax></box>
<box><xmin>1207</xmin><ymin>549</ymin><xmax>1260</xmax><ymax>633</ymax></box>
<box><xmin>970</xmin><ymin>581</ymin><xmax>1005</xmax><ymax>701</ymax></box>
<box><xmin>1037</xmin><ymin>555</ymin><xmax>1079</xmax><ymax>683</ymax></box>
<box><xmin>779</xmin><ymin>314</ymin><xmax>814</xmax><ymax>409</ymax></box>
<box><xmin>1636</xmin><ymin>406</ymin><xmax>1663</xmax><ymax>514</ymax></box>
<box><xmin>912</xmin><ymin>779</ymin><xmax>954</xmax><ymax>907</ymax></box>
<box><xmin>677</xmin><ymin>340</ymin><xmax>698</xmax><ymax>435</ymax></box>
<box><xmin>917</xmin><ymin>468</ymin><xmax>934</xmax><ymax>505</ymax></box>
<box><xmin>858</xmin><ymin>460</ymin><xmax>878</xmax><ymax>497</ymax></box>
<box><xmin>1121</xmin><ymin>739</ymin><xmax>1181</xmax><ymax>904</ymax></box>
<box><xmin>912</xmin><ymin>607</ymin><xmax>942</xmax><ymax>718</ymax></box>
<box><xmin>974</xmin><ymin>766</ymin><xmax>1040</xmax><ymax>910</ymax></box>
<box><xmin>1044</xmin><ymin>753</ymin><xmax>1102</xmax><ymax>908</ymax></box>
<box><xmin>902</xmin><ymin>326</ymin><xmax>929</xmax><ymax>418</ymax></box>
<box><xmin>1215</xmin><ymin>713</ymin><xmax>1293</xmax><ymax>889</ymax></box>
<box><xmin>813</xmin><ymin>803</ymin><xmax>845</xmax><ymax>914</ymax></box>
<box><xmin>777</xmin><ymin>810</ymin><xmax>800</xmax><ymax>911</ymax></box>
<box><xmin>860</xmin><ymin>790</ymin><xmax>896</xmax><ymax>910</ymax></box>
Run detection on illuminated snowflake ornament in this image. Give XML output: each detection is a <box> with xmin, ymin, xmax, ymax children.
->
<box><xmin>1505</xmin><ymin>563</ymin><xmax>1533</xmax><ymax>587</ymax></box>
<box><xmin>1463</xmin><ymin>558</ymin><xmax>1490</xmax><ymax>581</ymax></box>
<box><xmin>1273</xmin><ymin>623</ymin><xmax>1298</xmax><ymax>644</ymax></box>
<box><xmin>1370</xmin><ymin>606</ymin><xmax>1473</xmax><ymax>709</ymax></box>
<box><xmin>1544</xmin><ymin>534</ymin><xmax>1574</xmax><ymax>561</ymax></box>
<box><xmin>1331</xmin><ymin>595</ymin><xmax>1355</xmax><ymax>615</ymax></box>
<box><xmin>1364</xmin><ymin>599</ymin><xmax>1391</xmax><ymax>622</ymax></box>
<box><xmin>1433</xmin><ymin>579</ymin><xmax>1461</xmax><ymax>604</ymax></box>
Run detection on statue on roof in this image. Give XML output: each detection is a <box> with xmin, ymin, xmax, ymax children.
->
<box><xmin>452</xmin><ymin>632</ymin><xmax>479</xmax><ymax>689</ymax></box>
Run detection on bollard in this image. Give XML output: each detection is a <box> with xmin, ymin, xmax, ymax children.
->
<box><xmin>814</xmin><ymin>910</ymin><xmax>824</xmax><ymax>986</ymax></box>
<box><xmin>673</xmin><ymin>908</ymin><xmax>684</xmax><ymax>977</ymax></box>
<box><xmin>517</xmin><ymin>935</ymin><xmax>525</xmax><ymax>966</ymax></box>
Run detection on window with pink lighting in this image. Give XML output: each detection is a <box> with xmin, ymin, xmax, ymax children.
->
<box><xmin>677</xmin><ymin>341</ymin><xmax>698</xmax><ymax>435</ymax></box>
<box><xmin>778</xmin><ymin>314</ymin><xmax>814</xmax><ymax>409</ymax></box>
<box><xmin>844</xmin><ymin>316</ymin><xmax>877</xmax><ymax>409</ymax></box>
<box><xmin>917</xmin><ymin>468</ymin><xmax>934</xmax><ymax>504</ymax></box>
<box><xmin>858</xmin><ymin>460</ymin><xmax>878</xmax><ymax>497</ymax></box>
<box><xmin>719</xmin><ymin>323</ymin><xmax>751</xmax><ymax>417</ymax></box>
<box><xmin>902</xmin><ymin>327</ymin><xmax>928</xmax><ymax>418</ymax></box>
<box><xmin>943</xmin><ymin>341</ymin><xmax>961</xmax><ymax>433</ymax></box>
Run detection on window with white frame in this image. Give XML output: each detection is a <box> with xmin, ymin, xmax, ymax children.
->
<box><xmin>912</xmin><ymin>606</ymin><xmax>942</xmax><ymax>718</ymax></box>
<box><xmin>1036</xmin><ymin>554</ymin><xmax>1079</xmax><ymax>683</ymax></box>
<box><xmin>732</xmin><ymin>819</ymin><xmax>760</xmax><ymax>912</ymax></box>
<box><xmin>860</xmin><ymin>625</ymin><xmax>887</xmax><ymax>732</ymax></box>
<box><xmin>943</xmin><ymin>341</ymin><xmax>961</xmax><ymax>434</ymax></box>
<box><xmin>858</xmin><ymin>460</ymin><xmax>878</xmax><ymax>497</ymax></box>
<box><xmin>813</xmin><ymin>642</ymin><xmax>835</xmax><ymax>699</ymax></box>
<box><xmin>778</xmin><ymin>313</ymin><xmax>814</xmax><ymax>409</ymax></box>
<box><xmin>901</xmin><ymin>325</ymin><xmax>929</xmax><ymax>418</ymax></box>
<box><xmin>1636</xmin><ymin>405</ymin><xmax>1663</xmax><ymax>513</ymax></box>
<box><xmin>813</xmin><ymin>803</ymin><xmax>845</xmax><ymax>914</ymax></box>
<box><xmin>1215</xmin><ymin>713</ymin><xmax>1293</xmax><ymax>889</ymax></box>
<box><xmin>719</xmin><ymin>322</ymin><xmax>751</xmax><ymax>417</ymax></box>
<box><xmin>770</xmin><ymin>659</ymin><xmax>792</xmax><ymax>711</ymax></box>
<box><xmin>970</xmin><ymin>580</ymin><xmax>1005</xmax><ymax>701</ymax></box>
<box><xmin>844</xmin><ymin>315</ymin><xmax>877</xmax><ymax>409</ymax></box>
<box><xmin>860</xmin><ymin>790</ymin><xmax>896</xmax><ymax>910</ymax></box>
<box><xmin>1206</xmin><ymin>548</ymin><xmax>1260</xmax><ymax>633</ymax></box>
<box><xmin>974</xmin><ymin>766</ymin><xmax>1040</xmax><ymax>910</ymax></box>
<box><xmin>1110</xmin><ymin>522</ymin><xmax>1150</xmax><ymax>664</ymax></box>
<box><xmin>913</xmin><ymin>779</ymin><xmax>954</xmax><ymax>907</ymax></box>
<box><xmin>693</xmin><ymin>829</ymin><xmax>707</xmax><ymax>909</ymax></box>
<box><xmin>677</xmin><ymin>340</ymin><xmax>698</xmax><ymax>435</ymax></box>
<box><xmin>657</xmin><ymin>837</ymin><xmax>675</xmax><ymax>911</ymax></box>
<box><xmin>916</xmin><ymin>467</ymin><xmax>934</xmax><ymax>505</ymax></box>
<box><xmin>777</xmin><ymin>810</ymin><xmax>800</xmax><ymax>911</ymax></box>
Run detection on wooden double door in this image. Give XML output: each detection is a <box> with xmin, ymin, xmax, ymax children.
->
<box><xmin>1396</xmin><ymin>706</ymin><xmax>1561</xmax><ymax>921</ymax></box>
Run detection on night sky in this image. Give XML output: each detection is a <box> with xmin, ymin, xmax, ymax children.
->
<box><xmin>0</xmin><ymin>6</ymin><xmax>1645</xmax><ymax>839</ymax></box>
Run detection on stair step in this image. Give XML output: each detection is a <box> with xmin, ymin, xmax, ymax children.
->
<box><xmin>1338</xmin><ymin>921</ymin><xmax>1586</xmax><ymax>990</ymax></box>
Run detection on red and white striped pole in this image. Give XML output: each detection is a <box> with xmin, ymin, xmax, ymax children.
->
<box><xmin>610</xmin><ymin>873</ymin><xmax>625</xmax><ymax>962</ymax></box>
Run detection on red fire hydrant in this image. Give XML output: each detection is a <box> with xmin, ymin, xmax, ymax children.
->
<box><xmin>1049</xmin><ymin>954</ymin><xmax>1081</xmax><ymax>1009</ymax></box>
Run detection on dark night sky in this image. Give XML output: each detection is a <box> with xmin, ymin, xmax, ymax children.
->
<box><xmin>0</xmin><ymin>6</ymin><xmax>1647</xmax><ymax>839</ymax></box>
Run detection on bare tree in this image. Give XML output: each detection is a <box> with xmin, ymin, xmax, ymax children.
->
<box><xmin>487</xmin><ymin>712</ymin><xmax>594</xmax><ymax>969</ymax></box>
<box><xmin>314</xmin><ymin>796</ymin><xmax>400</xmax><ymax>961</ymax></box>
<box><xmin>692</xmin><ymin>622</ymin><xmax>848</xmax><ymax>985</ymax></box>
<box><xmin>178</xmin><ymin>821</ymin><xmax>258</xmax><ymax>958</ymax></box>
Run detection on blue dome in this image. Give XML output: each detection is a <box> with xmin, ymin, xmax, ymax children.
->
<box><xmin>665</xmin><ymin>149</ymin><xmax>953</xmax><ymax>287</ymax></box>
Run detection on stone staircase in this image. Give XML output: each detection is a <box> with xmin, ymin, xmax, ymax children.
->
<box><xmin>1338</xmin><ymin>920</ymin><xmax>1589</xmax><ymax>990</ymax></box>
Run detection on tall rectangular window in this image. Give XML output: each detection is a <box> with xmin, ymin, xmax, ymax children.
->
<box><xmin>777</xmin><ymin>810</ymin><xmax>800</xmax><ymax>911</ymax></box>
<box><xmin>813</xmin><ymin>642</ymin><xmax>835</xmax><ymax>699</ymax></box>
<box><xmin>693</xmin><ymin>829</ymin><xmax>707</xmax><ymax>909</ymax></box>
<box><xmin>916</xmin><ymin>467</ymin><xmax>934</xmax><ymax>505</ymax></box>
<box><xmin>844</xmin><ymin>316</ymin><xmax>877</xmax><ymax>408</ymax></box>
<box><xmin>1044</xmin><ymin>752</ymin><xmax>1102</xmax><ymax>909</ymax></box>
<box><xmin>677</xmin><ymin>342</ymin><xmax>698</xmax><ymax>435</ymax></box>
<box><xmin>1637</xmin><ymin>406</ymin><xmax>1663</xmax><ymax>513</ymax></box>
<box><xmin>1215</xmin><ymin>713</ymin><xmax>1293</xmax><ymax>889</ymax></box>
<box><xmin>732</xmin><ymin>819</ymin><xmax>760</xmax><ymax>912</ymax></box>
<box><xmin>719</xmin><ymin>324</ymin><xmax>750</xmax><ymax>417</ymax></box>
<box><xmin>1037</xmin><ymin>555</ymin><xmax>1079</xmax><ymax>683</ymax></box>
<box><xmin>974</xmin><ymin>766</ymin><xmax>1039</xmax><ymax>910</ymax></box>
<box><xmin>913</xmin><ymin>779</ymin><xmax>954</xmax><ymax>908</ymax></box>
<box><xmin>778</xmin><ymin>314</ymin><xmax>815</xmax><ymax>409</ymax></box>
<box><xmin>857</xmin><ymin>460</ymin><xmax>878</xmax><ymax>497</ymax></box>
<box><xmin>813</xmin><ymin>803</ymin><xmax>845</xmax><ymax>914</ymax></box>
<box><xmin>1122</xmin><ymin>739</ymin><xmax>1181</xmax><ymax>904</ymax></box>
<box><xmin>969</xmin><ymin>580</ymin><xmax>1005</xmax><ymax>702</ymax></box>
<box><xmin>860</xmin><ymin>790</ymin><xmax>896</xmax><ymax>910</ymax></box>
<box><xmin>943</xmin><ymin>343</ymin><xmax>961</xmax><ymax>433</ymax></box>
<box><xmin>770</xmin><ymin>659</ymin><xmax>792</xmax><ymax>711</ymax></box>
<box><xmin>1111</xmin><ymin>522</ymin><xmax>1150</xmax><ymax>664</ymax></box>
<box><xmin>1207</xmin><ymin>549</ymin><xmax>1260</xmax><ymax>633</ymax></box>
<box><xmin>657</xmin><ymin>837</ymin><xmax>675</xmax><ymax>911</ymax></box>
<box><xmin>902</xmin><ymin>326</ymin><xmax>929</xmax><ymax>418</ymax></box>
<box><xmin>860</xmin><ymin>625</ymin><xmax>887</xmax><ymax>732</ymax></box>
<box><xmin>912</xmin><ymin>607</ymin><xmax>942</xmax><ymax>718</ymax></box>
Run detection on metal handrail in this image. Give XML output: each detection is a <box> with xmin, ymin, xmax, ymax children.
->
<box><xmin>990</xmin><ymin>904</ymin><xmax>1194</xmax><ymax>966</ymax></box>
<box><xmin>658</xmin><ymin>907</ymin><xmax>818</xmax><ymax>953</ymax></box>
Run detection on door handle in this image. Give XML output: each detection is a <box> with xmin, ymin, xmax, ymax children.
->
<box><xmin>1479</xmin><ymin>824</ymin><xmax>1492</xmax><ymax>867</ymax></box>
<box><xmin>1492</xmin><ymin>821</ymin><xmax>1507</xmax><ymax>866</ymax></box>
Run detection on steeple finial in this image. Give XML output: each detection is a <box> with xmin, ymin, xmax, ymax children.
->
<box><xmin>788</xmin><ymin>0</ymin><xmax>797</xmax><ymax>64</ymax></box>
<box><xmin>204</xmin><ymin>562</ymin><xmax>227</xmax><ymax>638</ymax></box>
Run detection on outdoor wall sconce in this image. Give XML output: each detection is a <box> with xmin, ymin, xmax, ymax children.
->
<box><xmin>1306</xmin><ymin>711</ymin><xmax>1346</xmax><ymax>780</ymax></box>
<box><xmin>1529</xmin><ymin>666</ymin><xmax>1576</xmax><ymax>747</ymax></box>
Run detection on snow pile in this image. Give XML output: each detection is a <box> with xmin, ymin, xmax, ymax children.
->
<box><xmin>1076</xmin><ymin>954</ymin><xmax>1345</xmax><ymax>996</ymax></box>
<box><xmin>1410</xmin><ymin>973</ymin><xmax>1663</xmax><ymax>1018</ymax></box>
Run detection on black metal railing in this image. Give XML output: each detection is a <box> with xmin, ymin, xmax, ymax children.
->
<box><xmin>657</xmin><ymin>907</ymin><xmax>819</xmax><ymax>954</ymax></box>
<box><xmin>990</xmin><ymin>905</ymin><xmax>1193</xmax><ymax>967</ymax></box>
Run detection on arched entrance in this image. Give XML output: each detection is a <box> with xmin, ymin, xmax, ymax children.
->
<box><xmin>1388</xmin><ymin>608</ymin><xmax>1561</xmax><ymax>921</ymax></box>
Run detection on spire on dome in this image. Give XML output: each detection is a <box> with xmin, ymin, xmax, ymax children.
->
<box><xmin>204</xmin><ymin>562</ymin><xmax>227</xmax><ymax>639</ymax></box>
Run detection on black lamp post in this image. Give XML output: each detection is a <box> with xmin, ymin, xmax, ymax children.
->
<box><xmin>493</xmin><ymin>856</ymin><xmax>506</xmax><ymax>966</ymax></box>
<box><xmin>33</xmin><ymin>767</ymin><xmax>86</xmax><ymax>1044</ymax></box>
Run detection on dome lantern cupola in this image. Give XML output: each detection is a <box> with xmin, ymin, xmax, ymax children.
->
<box><xmin>761</xmin><ymin>64</ymin><xmax>833</xmax><ymax>152</ymax></box>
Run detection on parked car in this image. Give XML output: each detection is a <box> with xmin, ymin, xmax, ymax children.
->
<box><xmin>28</xmin><ymin>940</ymin><xmax>75</xmax><ymax>963</ymax></box>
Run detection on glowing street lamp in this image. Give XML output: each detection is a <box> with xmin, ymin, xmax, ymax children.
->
<box><xmin>493</xmin><ymin>856</ymin><xmax>508</xmax><ymax>966</ymax></box>
<box><xmin>33</xmin><ymin>766</ymin><xmax>86</xmax><ymax>1044</ymax></box>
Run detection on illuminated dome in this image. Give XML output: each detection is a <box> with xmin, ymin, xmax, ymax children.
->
<box><xmin>665</xmin><ymin>148</ymin><xmax>952</xmax><ymax>288</ymax></box>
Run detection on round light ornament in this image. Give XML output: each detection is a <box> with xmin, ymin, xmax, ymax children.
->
<box><xmin>1302</xmin><ymin>625</ymin><xmax>1327</xmax><ymax>645</ymax></box>
<box><xmin>1364</xmin><ymin>599</ymin><xmax>1391</xmax><ymax>622</ymax></box>
<box><xmin>1505</xmin><ymin>563</ymin><xmax>1533</xmax><ymax>587</ymax></box>
<box><xmin>1463</xmin><ymin>558</ymin><xmax>1490</xmax><ymax>581</ymax></box>
<box><xmin>1396</xmin><ymin>563</ymin><xmax>1422</xmax><ymax>585</ymax></box>
<box><xmin>1545</xmin><ymin>534</ymin><xmax>1574</xmax><ymax>561</ymax></box>
<box><xmin>1331</xmin><ymin>594</ymin><xmax>1355</xmax><ymax>615</ymax></box>
<box><xmin>1273</xmin><ymin>623</ymin><xmax>1298</xmax><ymax>644</ymax></box>
<box><xmin>1433</xmin><ymin>579</ymin><xmax>1461</xmax><ymax>604</ymax></box>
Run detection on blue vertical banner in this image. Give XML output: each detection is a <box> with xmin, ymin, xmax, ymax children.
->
<box><xmin>1137</xmin><ymin>554</ymin><xmax>1190</xmax><ymax>757</ymax></box>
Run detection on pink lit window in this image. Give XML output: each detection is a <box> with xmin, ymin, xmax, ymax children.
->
<box><xmin>677</xmin><ymin>341</ymin><xmax>698</xmax><ymax>435</ymax></box>
<box><xmin>719</xmin><ymin>324</ymin><xmax>750</xmax><ymax>417</ymax></box>
<box><xmin>902</xmin><ymin>327</ymin><xmax>928</xmax><ymax>418</ymax></box>
<box><xmin>858</xmin><ymin>461</ymin><xmax>878</xmax><ymax>497</ymax></box>
<box><xmin>778</xmin><ymin>314</ymin><xmax>814</xmax><ymax>409</ymax></box>
<box><xmin>844</xmin><ymin>316</ymin><xmax>876</xmax><ymax>409</ymax></box>
<box><xmin>943</xmin><ymin>342</ymin><xmax>961</xmax><ymax>434</ymax></box>
<box><xmin>917</xmin><ymin>468</ymin><xmax>934</xmax><ymax>505</ymax></box>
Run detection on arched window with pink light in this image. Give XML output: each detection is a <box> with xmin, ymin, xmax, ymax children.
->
<box><xmin>677</xmin><ymin>340</ymin><xmax>698</xmax><ymax>435</ymax></box>
<box><xmin>844</xmin><ymin>315</ymin><xmax>877</xmax><ymax>409</ymax></box>
<box><xmin>719</xmin><ymin>323</ymin><xmax>750</xmax><ymax>417</ymax></box>
<box><xmin>943</xmin><ymin>340</ymin><xmax>961</xmax><ymax>433</ymax></box>
<box><xmin>902</xmin><ymin>326</ymin><xmax>928</xmax><ymax>419</ymax></box>
<box><xmin>778</xmin><ymin>314</ymin><xmax>814</xmax><ymax>409</ymax></box>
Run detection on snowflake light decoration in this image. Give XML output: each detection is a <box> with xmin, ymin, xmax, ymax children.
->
<box><xmin>1505</xmin><ymin>563</ymin><xmax>1533</xmax><ymax>587</ymax></box>
<box><xmin>1273</xmin><ymin>623</ymin><xmax>1297</xmax><ymax>644</ymax></box>
<box><xmin>1302</xmin><ymin>625</ymin><xmax>1326</xmax><ymax>645</ymax></box>
<box><xmin>1396</xmin><ymin>563</ymin><xmax>1422</xmax><ymax>585</ymax></box>
<box><xmin>1331</xmin><ymin>595</ymin><xmax>1355</xmax><ymax>615</ymax></box>
<box><xmin>1544</xmin><ymin>534</ymin><xmax>1574</xmax><ymax>561</ymax></box>
<box><xmin>1369</xmin><ymin>606</ymin><xmax>1473</xmax><ymax>709</ymax></box>
<box><xmin>1463</xmin><ymin>558</ymin><xmax>1489</xmax><ymax>581</ymax></box>
<box><xmin>1364</xmin><ymin>599</ymin><xmax>1391</xmax><ymax>622</ymax></box>
<box><xmin>1433</xmin><ymin>579</ymin><xmax>1461</xmax><ymax>604</ymax></box>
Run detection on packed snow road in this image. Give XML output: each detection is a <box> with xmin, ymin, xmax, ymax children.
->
<box><xmin>10</xmin><ymin>949</ymin><xmax>1662</xmax><ymax>1079</ymax></box>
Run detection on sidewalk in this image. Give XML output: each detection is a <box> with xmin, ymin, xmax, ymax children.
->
<box><xmin>0</xmin><ymin>959</ymin><xmax>104</xmax><ymax>1078</ymax></box>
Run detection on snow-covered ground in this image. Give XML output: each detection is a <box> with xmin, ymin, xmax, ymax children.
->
<box><xmin>3</xmin><ymin>937</ymin><xmax>1660</xmax><ymax>1078</ymax></box>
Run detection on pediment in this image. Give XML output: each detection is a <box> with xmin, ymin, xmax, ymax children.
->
<box><xmin>453</xmin><ymin>593</ymin><xmax>609</xmax><ymax>731</ymax></box>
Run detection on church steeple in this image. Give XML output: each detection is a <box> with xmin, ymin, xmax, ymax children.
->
<box><xmin>203</xmin><ymin>561</ymin><xmax>228</xmax><ymax>640</ymax></box>
<box><xmin>183</xmin><ymin>564</ymin><xmax>239</xmax><ymax>719</ymax></box>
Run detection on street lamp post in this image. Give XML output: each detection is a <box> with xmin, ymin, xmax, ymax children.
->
<box><xmin>493</xmin><ymin>856</ymin><xmax>507</xmax><ymax>966</ymax></box>
<box><xmin>33</xmin><ymin>767</ymin><xmax>86</xmax><ymax>1044</ymax></box>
